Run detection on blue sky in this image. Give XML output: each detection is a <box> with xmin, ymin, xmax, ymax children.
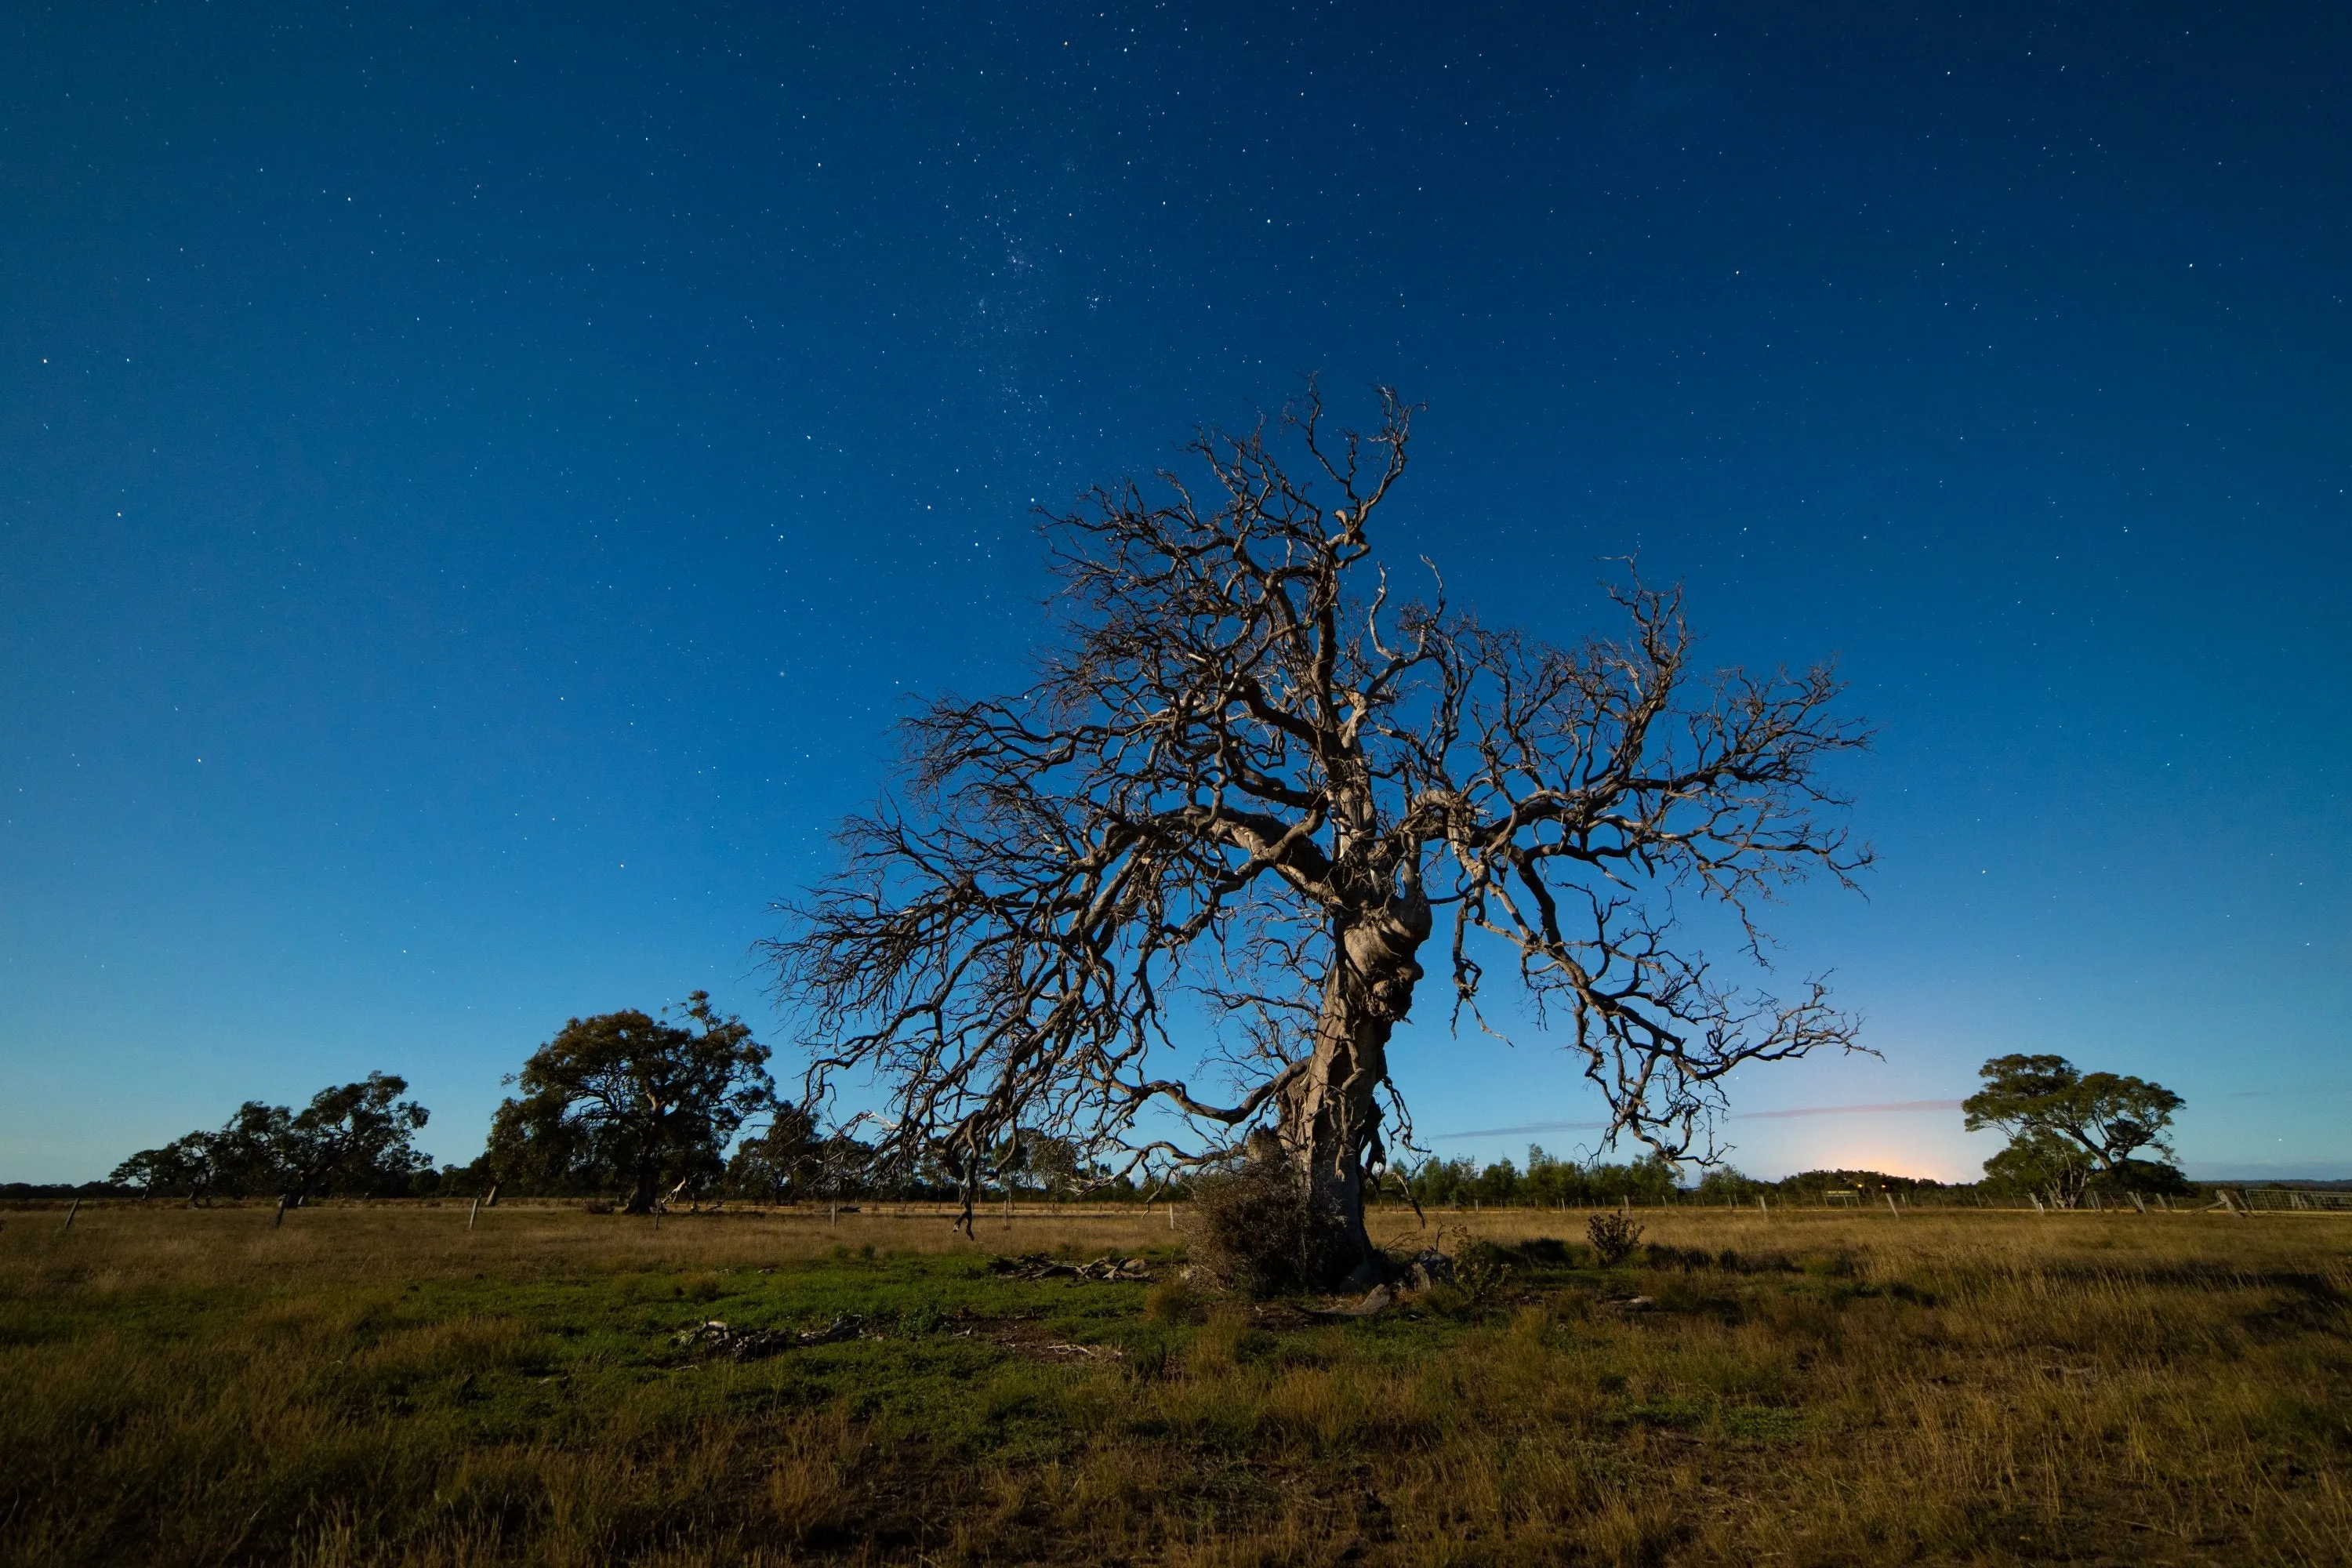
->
<box><xmin>3</xmin><ymin>2</ymin><xmax>2346</xmax><ymax>1183</ymax></box>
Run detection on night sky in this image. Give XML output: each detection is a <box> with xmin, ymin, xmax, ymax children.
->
<box><xmin>5</xmin><ymin>3</ymin><xmax>2346</xmax><ymax>1183</ymax></box>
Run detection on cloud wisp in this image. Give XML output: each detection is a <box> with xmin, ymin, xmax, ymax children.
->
<box><xmin>1433</xmin><ymin>1100</ymin><xmax>1966</xmax><ymax>1142</ymax></box>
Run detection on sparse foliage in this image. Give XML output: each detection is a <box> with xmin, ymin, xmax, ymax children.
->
<box><xmin>771</xmin><ymin>387</ymin><xmax>1868</xmax><ymax>1283</ymax></box>
<box><xmin>1587</xmin><ymin>1210</ymin><xmax>1646</xmax><ymax>1267</ymax></box>
<box><xmin>1453</xmin><ymin>1240</ymin><xmax>1515</xmax><ymax>1308</ymax></box>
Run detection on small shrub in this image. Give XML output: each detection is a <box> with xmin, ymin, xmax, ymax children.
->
<box><xmin>1456</xmin><ymin>1240</ymin><xmax>1515</xmax><ymax>1310</ymax></box>
<box><xmin>1182</xmin><ymin>1154</ymin><xmax>1349</xmax><ymax>1298</ymax></box>
<box><xmin>1588</xmin><ymin>1210</ymin><xmax>1644</xmax><ymax>1267</ymax></box>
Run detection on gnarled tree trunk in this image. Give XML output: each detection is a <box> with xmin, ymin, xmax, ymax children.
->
<box><xmin>1278</xmin><ymin>889</ymin><xmax>1432</xmax><ymax>1283</ymax></box>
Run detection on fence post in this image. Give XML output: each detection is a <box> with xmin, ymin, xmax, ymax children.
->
<box><xmin>468</xmin><ymin>1196</ymin><xmax>482</xmax><ymax>1232</ymax></box>
<box><xmin>64</xmin><ymin>1199</ymin><xmax>80</xmax><ymax>1231</ymax></box>
<box><xmin>274</xmin><ymin>1196</ymin><xmax>287</xmax><ymax>1228</ymax></box>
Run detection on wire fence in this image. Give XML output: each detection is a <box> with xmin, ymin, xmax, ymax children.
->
<box><xmin>2229</xmin><ymin>1188</ymin><xmax>2352</xmax><ymax>1212</ymax></box>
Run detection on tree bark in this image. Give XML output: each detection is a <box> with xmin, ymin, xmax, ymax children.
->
<box><xmin>1278</xmin><ymin>891</ymin><xmax>1432</xmax><ymax>1285</ymax></box>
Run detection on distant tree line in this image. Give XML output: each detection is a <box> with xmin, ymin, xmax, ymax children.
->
<box><xmin>95</xmin><ymin>1011</ymin><xmax>2198</xmax><ymax>1216</ymax></box>
<box><xmin>1385</xmin><ymin>1148</ymin><xmax>1684</xmax><ymax>1209</ymax></box>
<box><xmin>1370</xmin><ymin>1153</ymin><xmax>1944</xmax><ymax>1209</ymax></box>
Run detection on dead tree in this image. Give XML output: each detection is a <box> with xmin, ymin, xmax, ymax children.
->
<box><xmin>768</xmin><ymin>388</ymin><xmax>1868</xmax><ymax>1283</ymax></box>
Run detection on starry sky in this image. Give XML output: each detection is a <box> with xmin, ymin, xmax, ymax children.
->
<box><xmin>5</xmin><ymin>2</ymin><xmax>2347</xmax><ymax>1184</ymax></box>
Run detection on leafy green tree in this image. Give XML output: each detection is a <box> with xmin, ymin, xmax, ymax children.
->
<box><xmin>490</xmin><ymin>993</ymin><xmax>771</xmax><ymax>1213</ymax></box>
<box><xmin>207</xmin><ymin>1101</ymin><xmax>296</xmax><ymax>1195</ymax></box>
<box><xmin>1473</xmin><ymin>1159</ymin><xmax>1520</xmax><ymax>1204</ymax></box>
<box><xmin>480</xmin><ymin>1095</ymin><xmax>592</xmax><ymax>1196</ymax></box>
<box><xmin>1963</xmin><ymin>1054</ymin><xmax>2184</xmax><ymax>1205</ymax></box>
<box><xmin>111</xmin><ymin>1134</ymin><xmax>221</xmax><ymax>1203</ymax></box>
<box><xmin>1014</xmin><ymin>1131</ymin><xmax>1083</xmax><ymax>1199</ymax></box>
<box><xmin>1979</xmin><ymin>1130</ymin><xmax>2092</xmax><ymax>1208</ymax></box>
<box><xmin>1692</xmin><ymin>1165</ymin><xmax>1765</xmax><ymax>1203</ymax></box>
<box><xmin>279</xmin><ymin>1073</ymin><xmax>433</xmax><ymax>1201</ymax></box>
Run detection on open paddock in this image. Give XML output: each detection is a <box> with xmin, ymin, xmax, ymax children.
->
<box><xmin>5</xmin><ymin>1203</ymin><xmax>2348</xmax><ymax>1565</ymax></box>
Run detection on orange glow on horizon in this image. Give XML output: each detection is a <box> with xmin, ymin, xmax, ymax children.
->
<box><xmin>1773</xmin><ymin>1142</ymin><xmax>1971</xmax><ymax>1182</ymax></box>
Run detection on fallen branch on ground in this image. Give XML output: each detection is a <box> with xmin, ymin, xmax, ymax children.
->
<box><xmin>673</xmin><ymin>1315</ymin><xmax>871</xmax><ymax>1361</ymax></box>
<box><xmin>987</xmin><ymin>1253</ymin><xmax>1152</xmax><ymax>1282</ymax></box>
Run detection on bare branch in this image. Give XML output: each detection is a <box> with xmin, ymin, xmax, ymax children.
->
<box><xmin>766</xmin><ymin>387</ymin><xmax>1867</xmax><ymax>1256</ymax></box>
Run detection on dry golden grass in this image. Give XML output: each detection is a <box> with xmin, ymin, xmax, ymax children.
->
<box><xmin>4</xmin><ymin>1200</ymin><xmax>2349</xmax><ymax>1565</ymax></box>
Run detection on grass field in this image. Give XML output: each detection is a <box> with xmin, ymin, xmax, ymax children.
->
<box><xmin>4</xmin><ymin>1201</ymin><xmax>2348</xmax><ymax>1566</ymax></box>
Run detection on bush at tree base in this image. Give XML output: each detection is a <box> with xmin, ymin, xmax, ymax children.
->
<box><xmin>1181</xmin><ymin>1155</ymin><xmax>1352</xmax><ymax>1297</ymax></box>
